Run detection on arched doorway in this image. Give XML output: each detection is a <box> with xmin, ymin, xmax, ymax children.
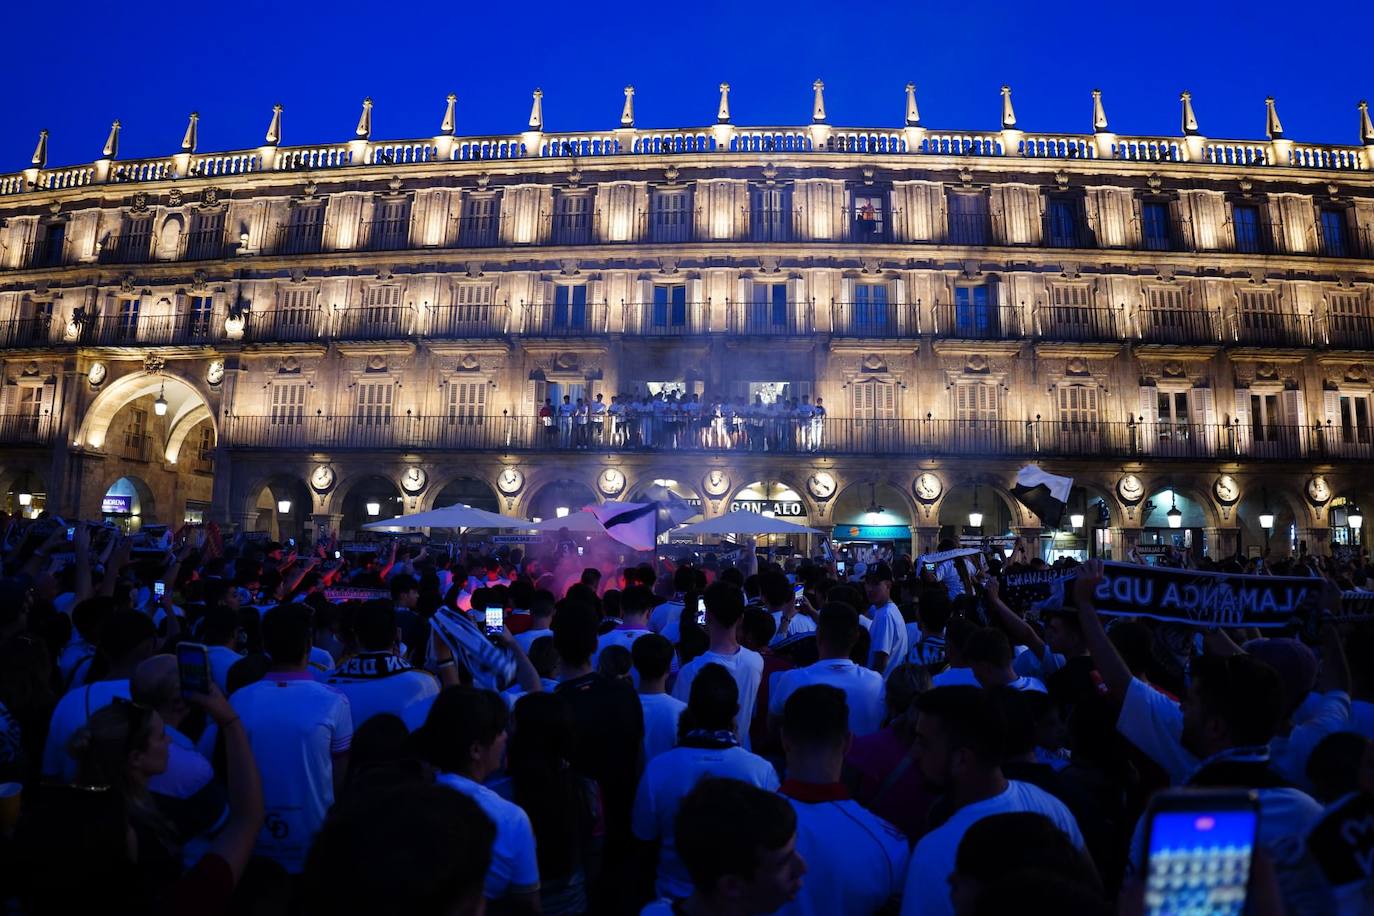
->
<box><xmin>432</xmin><ymin>477</ymin><xmax>501</xmax><ymax>513</ymax></box>
<box><xmin>102</xmin><ymin>476</ymin><xmax>155</xmax><ymax>532</ymax></box>
<box><xmin>1139</xmin><ymin>486</ymin><xmax>1210</xmax><ymax>562</ymax></box>
<box><xmin>1235</xmin><ymin>486</ymin><xmax>1300</xmax><ymax>559</ymax></box>
<box><xmin>246</xmin><ymin>475</ymin><xmax>313</xmax><ymax>545</ymax></box>
<box><xmin>340</xmin><ymin>475</ymin><xmax>405</xmax><ymax>538</ymax></box>
<box><xmin>830</xmin><ymin>482</ymin><xmax>911</xmax><ymax>554</ymax></box>
<box><xmin>728</xmin><ymin>480</ymin><xmax>809</xmax><ymax>551</ymax></box>
<box><xmin>78</xmin><ymin>371</ymin><xmax>215</xmax><ymax>455</ymax></box>
<box><xmin>3</xmin><ymin>469</ymin><xmax>48</xmax><ymax>518</ymax></box>
<box><xmin>525</xmin><ymin>479</ymin><xmax>599</xmax><ymax>523</ymax></box>
<box><xmin>1046</xmin><ymin>484</ymin><xmax>1116</xmax><ymax>562</ymax></box>
<box><xmin>938</xmin><ymin>484</ymin><xmax>1017</xmax><ymax>550</ymax></box>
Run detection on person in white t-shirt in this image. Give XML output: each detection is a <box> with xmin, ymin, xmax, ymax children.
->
<box><xmin>672</xmin><ymin>583</ymin><xmax>765</xmax><ymax>749</ymax></box>
<box><xmin>948</xmin><ymin>811</ymin><xmax>1106</xmax><ymax>915</ymax></box>
<box><xmin>43</xmin><ymin>608</ymin><xmax>157</xmax><ymax>783</ymax></box>
<box><xmin>513</xmin><ymin>589</ymin><xmax>557</xmax><ymax>652</ymax></box>
<box><xmin>419</xmin><ymin>685</ymin><xmax>541</xmax><ymax>909</ymax></box>
<box><xmin>759</xmin><ymin>571</ymin><xmax>817</xmax><ymax>645</ymax></box>
<box><xmin>230</xmin><ymin>604</ymin><xmax>353</xmax><ymax>873</ymax></box>
<box><xmin>899</xmin><ymin>686</ymin><xmax>1085</xmax><ymax>916</ymax></box>
<box><xmin>930</xmin><ymin>618</ymin><xmax>982</xmax><ymax>688</ymax></box>
<box><xmin>640</xmin><ymin>777</ymin><xmax>805</xmax><ymax>916</ymax></box>
<box><xmin>130</xmin><ymin>654</ymin><xmax>217</xmax><ymax>802</ymax></box>
<box><xmin>863</xmin><ymin>566</ymin><xmax>908</xmax><ymax>678</ymax></box>
<box><xmin>775</xmin><ymin>684</ymin><xmax>908</xmax><ymax>915</ymax></box>
<box><xmin>595</xmin><ymin>584</ymin><xmax>656</xmax><ymax>667</ymax></box>
<box><xmin>328</xmin><ymin>600</ymin><xmax>443</xmax><ymax>728</ymax></box>
<box><xmin>964</xmin><ymin>627</ymin><xmax>1047</xmax><ymax>693</ymax></box>
<box><xmin>649</xmin><ymin>568</ymin><xmax>697</xmax><ymax>634</ymax></box>
<box><xmin>769</xmin><ymin>603</ymin><xmax>886</xmax><ymax>739</ymax></box>
<box><xmin>635</xmin><ymin>663</ymin><xmax>781</xmax><ymax>899</ymax></box>
<box><xmin>633</xmin><ymin>633</ymin><xmax>686</xmax><ymax>762</ymax></box>
<box><xmin>200</xmin><ymin>606</ymin><xmax>245</xmax><ymax>695</ymax></box>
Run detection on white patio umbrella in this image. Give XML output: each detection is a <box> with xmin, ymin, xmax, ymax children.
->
<box><xmin>672</xmin><ymin>508</ymin><xmax>820</xmax><ymax>536</ymax></box>
<box><xmin>361</xmin><ymin>503</ymin><xmax>527</xmax><ymax>531</ymax></box>
<box><xmin>524</xmin><ymin>512</ymin><xmax>607</xmax><ymax>534</ymax></box>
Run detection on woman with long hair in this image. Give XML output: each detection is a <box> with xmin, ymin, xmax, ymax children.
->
<box><xmin>17</xmin><ymin>685</ymin><xmax>262</xmax><ymax>915</ymax></box>
<box><xmin>505</xmin><ymin>691</ymin><xmax>603</xmax><ymax>915</ymax></box>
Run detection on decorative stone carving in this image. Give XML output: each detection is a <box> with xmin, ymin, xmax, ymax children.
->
<box><xmin>457</xmin><ymin>354</ymin><xmax>481</xmax><ymax>371</ymax></box>
<box><xmin>366</xmin><ymin>355</ymin><xmax>388</xmax><ymax>372</ymax></box>
<box><xmin>168</xmin><ymin>189</ymin><xmax>183</xmax><ymax>208</ymax></box>
<box><xmin>1163</xmin><ymin>361</ymin><xmax>1186</xmax><ymax>378</ymax></box>
<box><xmin>120</xmin><ymin>273</ymin><xmax>136</xmax><ymax>293</ymax></box>
<box><xmin>862</xmin><ymin>354</ymin><xmax>888</xmax><ymax>372</ymax></box>
<box><xmin>476</xmin><ymin>172</ymin><xmax>491</xmax><ymax>189</ymax></box>
<box><xmin>965</xmin><ymin>355</ymin><xmax>989</xmax><ymax>373</ymax></box>
<box><xmin>388</xmin><ymin>175</ymin><xmax>403</xmax><ymax>192</ymax></box>
<box><xmin>131</xmin><ymin>192</ymin><xmax>150</xmax><ymax>213</ymax></box>
<box><xmin>202</xmin><ymin>187</ymin><xmax>221</xmax><ymax>207</ymax></box>
<box><xmin>143</xmin><ymin>353</ymin><xmax>166</xmax><ymax>374</ymax></box>
<box><xmin>554</xmin><ymin>352</ymin><xmax>580</xmax><ymax>371</ymax></box>
<box><xmin>279</xmin><ymin>356</ymin><xmax>301</xmax><ymax>374</ymax></box>
<box><xmin>1066</xmin><ymin>357</ymin><xmax>1089</xmax><ymax>376</ymax></box>
<box><xmin>861</xmin><ymin>258</ymin><xmax>881</xmax><ymax>275</ymax></box>
<box><xmin>567</xmin><ymin>168</ymin><xmax>582</xmax><ymax>186</ymax></box>
<box><xmin>191</xmin><ymin>269</ymin><xmax>208</xmax><ymax>291</ymax></box>
<box><xmin>664</xmin><ymin>164</ymin><xmax>680</xmax><ymax>182</ymax></box>
<box><xmin>1255</xmin><ymin>362</ymin><xmax>1278</xmax><ymax>380</ymax></box>
<box><xmin>1347</xmin><ymin>364</ymin><xmax>1368</xmax><ymax>382</ymax></box>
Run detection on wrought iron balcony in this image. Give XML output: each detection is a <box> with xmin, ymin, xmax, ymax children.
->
<box><xmin>746</xmin><ymin>207</ymin><xmax>797</xmax><ymax>242</ymax></box>
<box><xmin>947</xmin><ymin>212</ymin><xmax>992</xmax><ymax>246</ymax></box>
<box><xmin>623</xmin><ymin>301</ymin><xmax>710</xmax><ymax>336</ymax></box>
<box><xmin>97</xmin><ymin>234</ymin><xmax>154</xmax><ymax>264</ymax></box>
<box><xmin>0</xmin><ymin>412</ymin><xmax>56</xmax><ymax>446</ymax></box>
<box><xmin>334</xmin><ymin>304</ymin><xmax>413</xmax><ymax>340</ymax></box>
<box><xmin>272</xmin><ymin>222</ymin><xmax>325</xmax><ymax>255</ymax></box>
<box><xmin>424</xmin><ymin>303</ymin><xmax>510</xmax><ymax>338</ymax></box>
<box><xmin>362</xmin><ymin>218</ymin><xmax>412</xmax><ymax>252</ymax></box>
<box><xmin>724</xmin><ymin>300</ymin><xmax>813</xmax><ymax>335</ymax></box>
<box><xmin>1031</xmin><ymin>305</ymin><xmax>1121</xmax><ymax>342</ymax></box>
<box><xmin>521</xmin><ymin>301</ymin><xmax>610</xmax><ymax>337</ymax></box>
<box><xmin>181</xmin><ymin>228</ymin><xmax>225</xmax><ymax>260</ymax></box>
<box><xmin>932</xmin><ymin>302</ymin><xmax>1019</xmax><ymax>339</ymax></box>
<box><xmin>1136</xmin><ymin>306</ymin><xmax>1222</xmax><ymax>345</ymax></box>
<box><xmin>1230</xmin><ymin>310</ymin><xmax>1311</xmax><ymax>347</ymax></box>
<box><xmin>830</xmin><ymin>300</ymin><xmax>920</xmax><ymax>338</ymax></box>
<box><xmin>223</xmin><ymin>415</ymin><xmax>1342</xmax><ymax>462</ymax></box>
<box><xmin>0</xmin><ymin>317</ymin><xmax>61</xmax><ymax>348</ymax></box>
<box><xmin>1321</xmin><ymin>313</ymin><xmax>1374</xmax><ymax>349</ymax></box>
<box><xmin>241</xmin><ymin>308</ymin><xmax>325</xmax><ymax>343</ymax></box>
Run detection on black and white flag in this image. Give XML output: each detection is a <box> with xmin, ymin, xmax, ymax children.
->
<box><xmin>1011</xmin><ymin>465</ymin><xmax>1073</xmax><ymax>527</ymax></box>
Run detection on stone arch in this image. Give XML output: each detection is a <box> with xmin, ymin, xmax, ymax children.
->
<box><xmin>240</xmin><ymin>473</ymin><xmax>313</xmax><ymax>541</ymax></box>
<box><xmin>335</xmin><ymin>473</ymin><xmax>406</xmax><ymax>537</ymax></box>
<box><xmin>724</xmin><ymin>477</ymin><xmax>815</xmax><ymax>522</ymax></box>
<box><xmin>1136</xmin><ymin>477</ymin><xmax>1221</xmax><ymax>530</ymax></box>
<box><xmin>166</xmin><ymin>407</ymin><xmax>215</xmax><ymax>465</ymax></box>
<box><xmin>0</xmin><ymin>465</ymin><xmax>50</xmax><ymax>516</ymax></box>
<box><xmin>830</xmin><ymin>477</ymin><xmax>917</xmax><ymax>543</ymax></box>
<box><xmin>101</xmin><ymin>474</ymin><xmax>156</xmax><ymax>530</ymax></box>
<box><xmin>934</xmin><ymin>479</ymin><xmax>1022</xmax><ymax>539</ymax></box>
<box><xmin>523</xmin><ymin>478</ymin><xmax>600</xmax><ymax>522</ymax></box>
<box><xmin>78</xmin><ymin>370</ymin><xmax>217</xmax><ymax>458</ymax></box>
<box><xmin>426</xmin><ymin>476</ymin><xmax>501</xmax><ymax>513</ymax></box>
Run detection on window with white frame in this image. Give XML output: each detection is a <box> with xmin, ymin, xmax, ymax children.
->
<box><xmin>955</xmin><ymin>381</ymin><xmax>998</xmax><ymax>422</ymax></box>
<box><xmin>1047</xmin><ymin>284</ymin><xmax>1094</xmax><ymax>331</ymax></box>
<box><xmin>1338</xmin><ymin>393</ymin><xmax>1373</xmax><ymax>444</ymax></box>
<box><xmin>16</xmin><ymin>385</ymin><xmax>42</xmax><ymax>434</ymax></box>
<box><xmin>447</xmin><ymin>380</ymin><xmax>487</xmax><ymax>426</ymax></box>
<box><xmin>196</xmin><ymin>424</ymin><xmax>214</xmax><ymax>463</ymax></box>
<box><xmin>1145</xmin><ymin>286</ymin><xmax>1189</xmax><ymax>333</ymax></box>
<box><xmin>115</xmin><ymin>298</ymin><xmax>140</xmax><ymax>340</ymax></box>
<box><xmin>270</xmin><ymin>382</ymin><xmax>306</xmax><ymax>426</ymax></box>
<box><xmin>1157</xmin><ymin>390</ymin><xmax>1191</xmax><ymax>439</ymax></box>
<box><xmin>356</xmin><ymin>382</ymin><xmax>394</xmax><ymax>426</ymax></box>
<box><xmin>1057</xmin><ymin>384</ymin><xmax>1099</xmax><ymax>429</ymax></box>
<box><xmin>186</xmin><ymin>295</ymin><xmax>213</xmax><ymax>336</ymax></box>
<box><xmin>1250</xmin><ymin>392</ymin><xmax>1281</xmax><ymax>442</ymax></box>
<box><xmin>453</xmin><ymin>283</ymin><xmax>495</xmax><ymax>324</ymax></box>
<box><xmin>852</xmin><ymin>379</ymin><xmax>896</xmax><ymax>420</ymax></box>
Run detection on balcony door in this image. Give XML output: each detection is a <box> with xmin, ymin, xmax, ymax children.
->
<box><xmin>852</xmin><ymin>284</ymin><xmax>890</xmax><ymax>334</ymax></box>
<box><xmin>553</xmin><ymin>285</ymin><xmax>588</xmax><ymax>330</ymax></box>
<box><xmin>652</xmin><ymin>285</ymin><xmax>688</xmax><ymax>331</ymax></box>
<box><xmin>954</xmin><ymin>285</ymin><xmax>996</xmax><ymax>336</ymax></box>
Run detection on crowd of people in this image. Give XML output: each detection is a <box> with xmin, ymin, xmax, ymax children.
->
<box><xmin>2</xmin><ymin>510</ymin><xmax>1374</xmax><ymax>915</ymax></box>
<box><xmin>535</xmin><ymin>390</ymin><xmax>828</xmax><ymax>451</ymax></box>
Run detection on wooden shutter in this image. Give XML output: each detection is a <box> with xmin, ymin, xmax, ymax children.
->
<box><xmin>1191</xmin><ymin>386</ymin><xmax>1216</xmax><ymax>451</ymax></box>
<box><xmin>875</xmin><ymin>381</ymin><xmax>896</xmax><ymax>419</ymax></box>
<box><xmin>448</xmin><ymin>380</ymin><xmax>487</xmax><ymax>425</ymax></box>
<box><xmin>1280</xmin><ymin>389</ymin><xmax>1306</xmax><ymax>453</ymax></box>
<box><xmin>357</xmin><ymin>383</ymin><xmax>394</xmax><ymax>425</ymax></box>
<box><xmin>1233</xmin><ymin>388</ymin><xmax>1251</xmax><ymax>453</ymax></box>
<box><xmin>271</xmin><ymin>382</ymin><xmax>305</xmax><ymax>425</ymax></box>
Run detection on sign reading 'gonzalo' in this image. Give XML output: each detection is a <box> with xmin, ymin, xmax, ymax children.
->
<box><xmin>1002</xmin><ymin>562</ymin><xmax>1322</xmax><ymax>629</ymax></box>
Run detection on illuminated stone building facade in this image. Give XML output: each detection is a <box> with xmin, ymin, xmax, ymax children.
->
<box><xmin>4</xmin><ymin>84</ymin><xmax>1374</xmax><ymax>559</ymax></box>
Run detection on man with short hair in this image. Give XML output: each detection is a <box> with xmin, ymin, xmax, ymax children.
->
<box><xmin>201</xmin><ymin>606</ymin><xmax>244</xmax><ymax>694</ymax></box>
<box><xmin>640</xmin><ymin>777</ymin><xmax>805</xmax><ymax>916</ymax></box>
<box><xmin>899</xmin><ymin>686</ymin><xmax>1084</xmax><ymax>916</ymax></box>
<box><xmin>769</xmin><ymin>603</ymin><xmax>886</xmax><ymax>738</ymax></box>
<box><xmin>864</xmin><ymin>565</ymin><xmax>908</xmax><ymax>678</ymax></box>
<box><xmin>231</xmin><ymin>603</ymin><xmax>354</xmax><ymax>873</ymax></box>
<box><xmin>964</xmin><ymin>627</ymin><xmax>1047</xmax><ymax>692</ymax></box>
<box><xmin>931</xmin><ymin>618</ymin><xmax>981</xmax><ymax>688</ymax></box>
<box><xmin>672</xmin><ymin>582</ymin><xmax>765</xmax><ymax>749</ymax></box>
<box><xmin>760</xmin><ymin>572</ymin><xmax>816</xmax><ymax>645</ymax></box>
<box><xmin>635</xmin><ymin>664</ymin><xmax>781</xmax><ymax>900</ymax></box>
<box><xmin>328</xmin><ymin>599</ymin><xmax>440</xmax><ymax>729</ymax></box>
<box><xmin>777</xmin><ymin>685</ymin><xmax>908</xmax><ymax>915</ymax></box>
<box><xmin>649</xmin><ymin>566</ymin><xmax>696</xmax><ymax>636</ymax></box>
<box><xmin>596</xmin><ymin>584</ymin><xmax>655</xmax><ymax>666</ymax></box>
<box><xmin>513</xmin><ymin>588</ymin><xmax>556</xmax><ymax>652</ymax></box>
<box><xmin>634</xmin><ymin>633</ymin><xmax>686</xmax><ymax>762</ymax></box>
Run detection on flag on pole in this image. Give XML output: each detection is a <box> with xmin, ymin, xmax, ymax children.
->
<box><xmin>1010</xmin><ymin>465</ymin><xmax>1073</xmax><ymax>527</ymax></box>
<box><xmin>585</xmin><ymin>502</ymin><xmax>658</xmax><ymax>552</ymax></box>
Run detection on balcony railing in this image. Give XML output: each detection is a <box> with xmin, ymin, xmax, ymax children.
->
<box><xmin>334</xmin><ymin>305</ymin><xmax>413</xmax><ymax>340</ymax></box>
<box><xmin>932</xmin><ymin>302</ymin><xmax>1019</xmax><ymax>339</ymax></box>
<box><xmin>947</xmin><ymin>213</ymin><xmax>992</xmax><ymax>246</ymax></box>
<box><xmin>725</xmin><ymin>300</ymin><xmax>813</xmax><ymax>335</ymax></box>
<box><xmin>120</xmin><ymin>432</ymin><xmax>154</xmax><ymax>462</ymax></box>
<box><xmin>242</xmin><ymin>308</ymin><xmax>325</xmax><ymax>343</ymax></box>
<box><xmin>646</xmin><ymin>208</ymin><xmax>697</xmax><ymax>243</ymax></box>
<box><xmin>224</xmin><ymin>415</ymin><xmax>1354</xmax><ymax>462</ymax></box>
<box><xmin>0</xmin><ymin>317</ymin><xmax>60</xmax><ymax>348</ymax></box>
<box><xmin>1321</xmin><ymin>314</ymin><xmax>1374</xmax><ymax>349</ymax></box>
<box><xmin>425</xmin><ymin>303</ymin><xmax>509</xmax><ymax>338</ymax></box>
<box><xmin>98</xmin><ymin>234</ymin><xmax>154</xmax><ymax>264</ymax></box>
<box><xmin>522</xmin><ymin>301</ymin><xmax>610</xmax><ymax>337</ymax></box>
<box><xmin>844</xmin><ymin>208</ymin><xmax>896</xmax><ymax>243</ymax></box>
<box><xmin>1313</xmin><ymin>224</ymin><xmax>1373</xmax><ymax>260</ymax></box>
<box><xmin>623</xmin><ymin>301</ymin><xmax>710</xmax><ymax>336</ymax></box>
<box><xmin>24</xmin><ymin>236</ymin><xmax>68</xmax><ymax>269</ymax></box>
<box><xmin>362</xmin><ymin>218</ymin><xmax>412</xmax><ymax>252</ymax></box>
<box><xmin>181</xmin><ymin>228</ymin><xmax>225</xmax><ymax>260</ymax></box>
<box><xmin>452</xmin><ymin>214</ymin><xmax>503</xmax><ymax>248</ymax></box>
<box><xmin>1032</xmin><ymin>305</ymin><xmax>1121</xmax><ymax>342</ymax></box>
<box><xmin>79</xmin><ymin>314</ymin><xmax>217</xmax><ymax>347</ymax></box>
<box><xmin>550</xmin><ymin>212</ymin><xmax>594</xmax><ymax>246</ymax></box>
<box><xmin>830</xmin><ymin>300</ymin><xmax>920</xmax><ymax>338</ymax></box>
<box><xmin>272</xmin><ymin>222</ymin><xmax>325</xmax><ymax>255</ymax></box>
<box><xmin>1042</xmin><ymin>217</ymin><xmax>1092</xmax><ymax>249</ymax></box>
<box><xmin>746</xmin><ymin>207</ymin><xmax>797</xmax><ymax>242</ymax></box>
<box><xmin>1230</xmin><ymin>310</ymin><xmax>1311</xmax><ymax>347</ymax></box>
<box><xmin>1136</xmin><ymin>307</ymin><xmax>1222</xmax><ymax>345</ymax></box>
<box><xmin>0</xmin><ymin>413</ymin><xmax>56</xmax><ymax>446</ymax></box>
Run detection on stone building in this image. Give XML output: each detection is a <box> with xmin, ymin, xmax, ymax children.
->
<box><xmin>3</xmin><ymin>84</ymin><xmax>1374</xmax><ymax>560</ymax></box>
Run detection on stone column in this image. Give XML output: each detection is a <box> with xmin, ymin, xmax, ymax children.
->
<box><xmin>312</xmin><ymin>513</ymin><xmax>344</xmax><ymax>544</ymax></box>
<box><xmin>913</xmin><ymin>525</ymin><xmax>942</xmax><ymax>557</ymax></box>
<box><xmin>1208</xmin><ymin>527</ymin><xmax>1240</xmax><ymax>560</ymax></box>
<box><xmin>1113</xmin><ymin>526</ymin><xmax>1142</xmax><ymax>559</ymax></box>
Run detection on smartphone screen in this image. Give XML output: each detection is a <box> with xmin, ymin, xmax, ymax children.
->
<box><xmin>696</xmin><ymin>596</ymin><xmax>707</xmax><ymax>626</ymax></box>
<box><xmin>334</xmin><ymin>550</ymin><xmax>342</xmax><ymax>559</ymax></box>
<box><xmin>154</xmin><ymin>581</ymin><xmax>166</xmax><ymax>598</ymax></box>
<box><xmin>66</xmin><ymin>527</ymin><xmax>76</xmax><ymax>541</ymax></box>
<box><xmin>1145</xmin><ymin>796</ymin><xmax>1257</xmax><ymax>916</ymax></box>
<box><xmin>835</xmin><ymin>561</ymin><xmax>846</xmax><ymax>575</ymax></box>
<box><xmin>176</xmin><ymin>642</ymin><xmax>211</xmax><ymax>696</ymax></box>
<box><xmin>484</xmin><ymin>607</ymin><xmax>503</xmax><ymax>634</ymax></box>
<box><xmin>794</xmin><ymin>584</ymin><xmax>805</xmax><ymax>606</ymax></box>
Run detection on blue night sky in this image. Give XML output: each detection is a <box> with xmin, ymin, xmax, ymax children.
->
<box><xmin>9</xmin><ymin>0</ymin><xmax>1374</xmax><ymax>168</ymax></box>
